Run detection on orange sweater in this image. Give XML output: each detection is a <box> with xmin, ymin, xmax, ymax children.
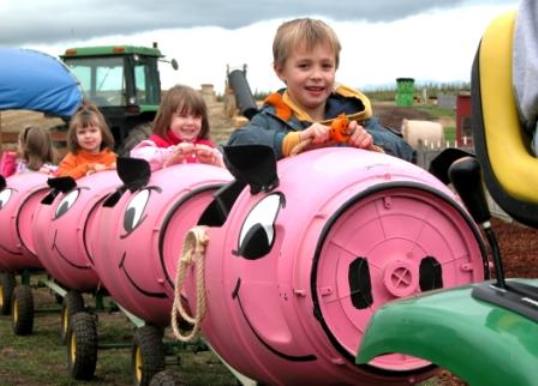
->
<box><xmin>57</xmin><ymin>148</ymin><xmax>117</xmax><ymax>179</ymax></box>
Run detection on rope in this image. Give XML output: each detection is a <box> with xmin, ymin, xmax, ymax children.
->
<box><xmin>170</xmin><ymin>226</ymin><xmax>209</xmax><ymax>342</ymax></box>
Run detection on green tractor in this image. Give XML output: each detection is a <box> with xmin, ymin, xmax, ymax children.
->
<box><xmin>61</xmin><ymin>44</ymin><xmax>177</xmax><ymax>155</ymax></box>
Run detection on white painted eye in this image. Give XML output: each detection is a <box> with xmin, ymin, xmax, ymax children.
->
<box><xmin>237</xmin><ymin>193</ymin><xmax>284</xmax><ymax>259</ymax></box>
<box><xmin>0</xmin><ymin>188</ymin><xmax>12</xmax><ymax>210</ymax></box>
<box><xmin>123</xmin><ymin>189</ymin><xmax>150</xmax><ymax>234</ymax></box>
<box><xmin>54</xmin><ymin>189</ymin><xmax>79</xmax><ymax>219</ymax></box>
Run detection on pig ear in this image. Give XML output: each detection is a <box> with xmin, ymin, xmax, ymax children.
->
<box><xmin>117</xmin><ymin>157</ymin><xmax>151</xmax><ymax>192</ymax></box>
<box><xmin>47</xmin><ymin>176</ymin><xmax>77</xmax><ymax>193</ymax></box>
<box><xmin>222</xmin><ymin>145</ymin><xmax>279</xmax><ymax>195</ymax></box>
<box><xmin>429</xmin><ymin>148</ymin><xmax>474</xmax><ymax>184</ymax></box>
<box><xmin>0</xmin><ymin>175</ymin><xmax>5</xmax><ymax>191</ymax></box>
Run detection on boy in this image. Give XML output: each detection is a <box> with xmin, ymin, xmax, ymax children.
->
<box><xmin>227</xmin><ymin>18</ymin><xmax>416</xmax><ymax>162</ymax></box>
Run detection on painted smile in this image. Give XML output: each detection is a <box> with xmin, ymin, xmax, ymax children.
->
<box><xmin>232</xmin><ymin>278</ymin><xmax>317</xmax><ymax>362</ymax></box>
<box><xmin>52</xmin><ymin>230</ymin><xmax>90</xmax><ymax>270</ymax></box>
<box><xmin>119</xmin><ymin>252</ymin><xmax>167</xmax><ymax>299</ymax></box>
<box><xmin>0</xmin><ymin>243</ymin><xmax>23</xmax><ymax>256</ymax></box>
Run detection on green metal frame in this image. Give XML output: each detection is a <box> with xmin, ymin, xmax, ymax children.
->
<box><xmin>356</xmin><ymin>280</ymin><xmax>538</xmax><ymax>386</ymax></box>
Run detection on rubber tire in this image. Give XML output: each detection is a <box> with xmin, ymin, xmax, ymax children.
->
<box><xmin>117</xmin><ymin>122</ymin><xmax>153</xmax><ymax>157</ymax></box>
<box><xmin>149</xmin><ymin>369</ymin><xmax>185</xmax><ymax>386</ymax></box>
<box><xmin>11</xmin><ymin>285</ymin><xmax>34</xmax><ymax>335</ymax></box>
<box><xmin>67</xmin><ymin>312</ymin><xmax>98</xmax><ymax>380</ymax></box>
<box><xmin>0</xmin><ymin>272</ymin><xmax>16</xmax><ymax>315</ymax></box>
<box><xmin>61</xmin><ymin>290</ymin><xmax>85</xmax><ymax>344</ymax></box>
<box><xmin>131</xmin><ymin>325</ymin><xmax>165</xmax><ymax>386</ymax></box>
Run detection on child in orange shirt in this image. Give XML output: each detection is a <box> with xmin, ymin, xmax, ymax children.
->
<box><xmin>57</xmin><ymin>103</ymin><xmax>117</xmax><ymax>179</ymax></box>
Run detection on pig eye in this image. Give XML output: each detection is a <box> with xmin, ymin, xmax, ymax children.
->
<box><xmin>54</xmin><ymin>189</ymin><xmax>79</xmax><ymax>219</ymax></box>
<box><xmin>122</xmin><ymin>189</ymin><xmax>150</xmax><ymax>237</ymax></box>
<box><xmin>236</xmin><ymin>193</ymin><xmax>284</xmax><ymax>259</ymax></box>
<box><xmin>0</xmin><ymin>188</ymin><xmax>13</xmax><ymax>210</ymax></box>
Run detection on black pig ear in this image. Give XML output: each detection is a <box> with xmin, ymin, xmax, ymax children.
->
<box><xmin>223</xmin><ymin>145</ymin><xmax>279</xmax><ymax>195</ymax></box>
<box><xmin>47</xmin><ymin>176</ymin><xmax>77</xmax><ymax>193</ymax></box>
<box><xmin>429</xmin><ymin>148</ymin><xmax>474</xmax><ymax>184</ymax></box>
<box><xmin>117</xmin><ymin>157</ymin><xmax>151</xmax><ymax>192</ymax></box>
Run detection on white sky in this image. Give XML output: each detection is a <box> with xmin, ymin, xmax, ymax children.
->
<box><xmin>7</xmin><ymin>1</ymin><xmax>520</xmax><ymax>94</ymax></box>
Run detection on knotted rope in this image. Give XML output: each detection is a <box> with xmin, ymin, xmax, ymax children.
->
<box><xmin>171</xmin><ymin>226</ymin><xmax>209</xmax><ymax>342</ymax></box>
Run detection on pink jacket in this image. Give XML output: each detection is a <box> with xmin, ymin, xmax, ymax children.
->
<box><xmin>0</xmin><ymin>151</ymin><xmax>17</xmax><ymax>177</ymax></box>
<box><xmin>130</xmin><ymin>135</ymin><xmax>216</xmax><ymax>171</ymax></box>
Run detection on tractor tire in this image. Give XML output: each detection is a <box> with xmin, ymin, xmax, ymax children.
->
<box><xmin>0</xmin><ymin>272</ymin><xmax>16</xmax><ymax>315</ymax></box>
<box><xmin>67</xmin><ymin>312</ymin><xmax>98</xmax><ymax>380</ymax></box>
<box><xmin>11</xmin><ymin>285</ymin><xmax>34</xmax><ymax>335</ymax></box>
<box><xmin>149</xmin><ymin>369</ymin><xmax>185</xmax><ymax>386</ymax></box>
<box><xmin>61</xmin><ymin>290</ymin><xmax>85</xmax><ymax>344</ymax></box>
<box><xmin>118</xmin><ymin>122</ymin><xmax>153</xmax><ymax>157</ymax></box>
<box><xmin>131</xmin><ymin>325</ymin><xmax>166</xmax><ymax>386</ymax></box>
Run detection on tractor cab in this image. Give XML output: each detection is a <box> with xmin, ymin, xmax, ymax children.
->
<box><xmin>61</xmin><ymin>45</ymin><xmax>176</xmax><ymax>154</ymax></box>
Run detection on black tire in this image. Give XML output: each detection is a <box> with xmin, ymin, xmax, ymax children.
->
<box><xmin>11</xmin><ymin>285</ymin><xmax>34</xmax><ymax>335</ymax></box>
<box><xmin>131</xmin><ymin>325</ymin><xmax>165</xmax><ymax>386</ymax></box>
<box><xmin>149</xmin><ymin>369</ymin><xmax>185</xmax><ymax>386</ymax></box>
<box><xmin>67</xmin><ymin>312</ymin><xmax>98</xmax><ymax>380</ymax></box>
<box><xmin>61</xmin><ymin>290</ymin><xmax>85</xmax><ymax>344</ymax></box>
<box><xmin>0</xmin><ymin>272</ymin><xmax>16</xmax><ymax>315</ymax></box>
<box><xmin>118</xmin><ymin>122</ymin><xmax>153</xmax><ymax>157</ymax></box>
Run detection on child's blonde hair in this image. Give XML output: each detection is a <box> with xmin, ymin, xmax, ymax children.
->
<box><xmin>18</xmin><ymin>126</ymin><xmax>55</xmax><ymax>171</ymax></box>
<box><xmin>67</xmin><ymin>102</ymin><xmax>115</xmax><ymax>153</ymax></box>
<box><xmin>273</xmin><ymin>18</ymin><xmax>341</xmax><ymax>70</ymax></box>
<box><xmin>152</xmin><ymin>84</ymin><xmax>210</xmax><ymax>140</ymax></box>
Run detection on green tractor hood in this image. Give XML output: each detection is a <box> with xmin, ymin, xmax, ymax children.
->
<box><xmin>356</xmin><ymin>280</ymin><xmax>538</xmax><ymax>386</ymax></box>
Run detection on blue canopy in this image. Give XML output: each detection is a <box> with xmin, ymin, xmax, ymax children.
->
<box><xmin>0</xmin><ymin>48</ymin><xmax>83</xmax><ymax>117</ymax></box>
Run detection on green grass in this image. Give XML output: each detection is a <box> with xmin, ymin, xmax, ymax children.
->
<box><xmin>0</xmin><ymin>283</ymin><xmax>236</xmax><ymax>386</ymax></box>
<box><xmin>0</xmin><ymin>280</ymin><xmax>454</xmax><ymax>385</ymax></box>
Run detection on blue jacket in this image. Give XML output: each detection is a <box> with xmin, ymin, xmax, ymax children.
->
<box><xmin>227</xmin><ymin>86</ymin><xmax>416</xmax><ymax>163</ymax></box>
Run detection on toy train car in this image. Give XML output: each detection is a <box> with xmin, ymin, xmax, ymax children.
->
<box><xmin>0</xmin><ymin>145</ymin><xmax>488</xmax><ymax>385</ymax></box>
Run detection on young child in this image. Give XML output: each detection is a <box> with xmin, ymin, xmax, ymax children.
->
<box><xmin>130</xmin><ymin>84</ymin><xmax>223</xmax><ymax>171</ymax></box>
<box><xmin>227</xmin><ymin>18</ymin><xmax>416</xmax><ymax>162</ymax></box>
<box><xmin>56</xmin><ymin>103</ymin><xmax>117</xmax><ymax>179</ymax></box>
<box><xmin>0</xmin><ymin>125</ymin><xmax>57</xmax><ymax>177</ymax></box>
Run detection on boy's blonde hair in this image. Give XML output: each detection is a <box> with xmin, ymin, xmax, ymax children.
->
<box><xmin>67</xmin><ymin>102</ymin><xmax>115</xmax><ymax>153</ymax></box>
<box><xmin>273</xmin><ymin>18</ymin><xmax>341</xmax><ymax>69</ymax></box>
<box><xmin>152</xmin><ymin>84</ymin><xmax>210</xmax><ymax>140</ymax></box>
<box><xmin>18</xmin><ymin>126</ymin><xmax>55</xmax><ymax>171</ymax></box>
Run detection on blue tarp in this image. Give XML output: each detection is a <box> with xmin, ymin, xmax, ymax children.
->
<box><xmin>0</xmin><ymin>48</ymin><xmax>83</xmax><ymax>117</ymax></box>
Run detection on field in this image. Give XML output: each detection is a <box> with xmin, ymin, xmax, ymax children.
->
<box><xmin>1</xmin><ymin>98</ymin><xmax>536</xmax><ymax>386</ymax></box>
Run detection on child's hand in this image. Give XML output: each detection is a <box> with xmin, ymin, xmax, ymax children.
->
<box><xmin>164</xmin><ymin>142</ymin><xmax>195</xmax><ymax>167</ymax></box>
<box><xmin>86</xmin><ymin>163</ymin><xmax>108</xmax><ymax>176</ymax></box>
<box><xmin>347</xmin><ymin>121</ymin><xmax>373</xmax><ymax>149</ymax></box>
<box><xmin>38</xmin><ymin>165</ymin><xmax>55</xmax><ymax>175</ymax></box>
<box><xmin>194</xmin><ymin>144</ymin><xmax>224</xmax><ymax>167</ymax></box>
<box><xmin>300</xmin><ymin>123</ymin><xmax>331</xmax><ymax>144</ymax></box>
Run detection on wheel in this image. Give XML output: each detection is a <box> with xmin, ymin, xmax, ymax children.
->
<box><xmin>117</xmin><ymin>122</ymin><xmax>153</xmax><ymax>157</ymax></box>
<box><xmin>131</xmin><ymin>325</ymin><xmax>165</xmax><ymax>386</ymax></box>
<box><xmin>0</xmin><ymin>272</ymin><xmax>16</xmax><ymax>315</ymax></box>
<box><xmin>67</xmin><ymin>312</ymin><xmax>98</xmax><ymax>380</ymax></box>
<box><xmin>149</xmin><ymin>369</ymin><xmax>185</xmax><ymax>386</ymax></box>
<box><xmin>11</xmin><ymin>285</ymin><xmax>34</xmax><ymax>335</ymax></box>
<box><xmin>61</xmin><ymin>290</ymin><xmax>85</xmax><ymax>344</ymax></box>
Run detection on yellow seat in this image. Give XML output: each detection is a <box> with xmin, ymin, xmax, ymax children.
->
<box><xmin>472</xmin><ymin>11</ymin><xmax>538</xmax><ymax>226</ymax></box>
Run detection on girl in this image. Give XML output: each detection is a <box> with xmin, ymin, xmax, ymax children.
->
<box><xmin>0</xmin><ymin>125</ymin><xmax>57</xmax><ymax>177</ymax></box>
<box><xmin>130</xmin><ymin>84</ymin><xmax>223</xmax><ymax>171</ymax></box>
<box><xmin>56</xmin><ymin>103</ymin><xmax>117</xmax><ymax>179</ymax></box>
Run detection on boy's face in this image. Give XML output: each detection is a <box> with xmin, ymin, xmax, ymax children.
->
<box><xmin>275</xmin><ymin>41</ymin><xmax>336</xmax><ymax>119</ymax></box>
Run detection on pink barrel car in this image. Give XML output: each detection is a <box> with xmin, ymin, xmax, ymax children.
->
<box><xmin>91</xmin><ymin>158</ymin><xmax>233</xmax><ymax>327</ymax></box>
<box><xmin>0</xmin><ymin>173</ymin><xmax>49</xmax><ymax>272</ymax></box>
<box><xmin>32</xmin><ymin>171</ymin><xmax>122</xmax><ymax>292</ymax></box>
<box><xmin>177</xmin><ymin>145</ymin><xmax>487</xmax><ymax>385</ymax></box>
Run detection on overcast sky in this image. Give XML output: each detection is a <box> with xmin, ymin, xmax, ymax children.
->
<box><xmin>1</xmin><ymin>0</ymin><xmax>521</xmax><ymax>93</ymax></box>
